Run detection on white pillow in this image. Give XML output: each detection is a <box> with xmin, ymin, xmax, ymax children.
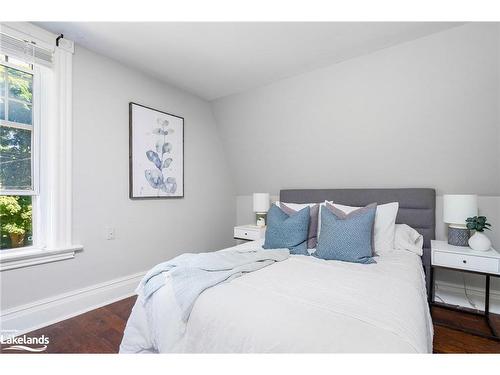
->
<box><xmin>324</xmin><ymin>201</ymin><xmax>399</xmax><ymax>255</ymax></box>
<box><xmin>394</xmin><ymin>224</ymin><xmax>423</xmax><ymax>256</ymax></box>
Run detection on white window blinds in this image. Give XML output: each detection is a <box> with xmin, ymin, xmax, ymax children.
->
<box><xmin>0</xmin><ymin>32</ymin><xmax>54</xmax><ymax>67</ymax></box>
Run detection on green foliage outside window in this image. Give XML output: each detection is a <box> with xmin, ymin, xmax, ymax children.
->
<box><xmin>0</xmin><ymin>195</ymin><xmax>32</xmax><ymax>248</ymax></box>
<box><xmin>0</xmin><ymin>127</ymin><xmax>32</xmax><ymax>190</ymax></box>
<box><xmin>0</xmin><ymin>61</ymin><xmax>35</xmax><ymax>249</ymax></box>
<box><xmin>1</xmin><ymin>64</ymin><xmax>33</xmax><ymax>191</ymax></box>
<box><xmin>7</xmin><ymin>67</ymin><xmax>33</xmax><ymax>103</ymax></box>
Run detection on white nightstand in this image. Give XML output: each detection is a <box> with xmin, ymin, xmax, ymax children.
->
<box><xmin>234</xmin><ymin>225</ymin><xmax>266</xmax><ymax>242</ymax></box>
<box><xmin>430</xmin><ymin>239</ymin><xmax>500</xmax><ymax>338</ymax></box>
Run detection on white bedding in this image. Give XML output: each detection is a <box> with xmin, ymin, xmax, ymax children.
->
<box><xmin>120</xmin><ymin>240</ymin><xmax>433</xmax><ymax>353</ymax></box>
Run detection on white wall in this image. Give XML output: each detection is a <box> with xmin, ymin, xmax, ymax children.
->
<box><xmin>213</xmin><ymin>23</ymin><xmax>499</xmax><ymax>196</ymax></box>
<box><xmin>225</xmin><ymin>23</ymin><xmax>500</xmax><ymax>247</ymax></box>
<box><xmin>213</xmin><ymin>23</ymin><xmax>500</xmax><ymax>307</ymax></box>
<box><xmin>1</xmin><ymin>46</ymin><xmax>235</xmax><ymax>310</ymax></box>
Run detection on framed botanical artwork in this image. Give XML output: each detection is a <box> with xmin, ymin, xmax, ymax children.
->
<box><xmin>129</xmin><ymin>102</ymin><xmax>184</xmax><ymax>199</ymax></box>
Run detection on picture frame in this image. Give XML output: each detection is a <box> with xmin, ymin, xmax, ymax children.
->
<box><xmin>129</xmin><ymin>102</ymin><xmax>184</xmax><ymax>199</ymax></box>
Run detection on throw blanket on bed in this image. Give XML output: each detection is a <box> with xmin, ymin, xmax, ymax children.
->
<box><xmin>137</xmin><ymin>248</ymin><xmax>290</xmax><ymax>322</ymax></box>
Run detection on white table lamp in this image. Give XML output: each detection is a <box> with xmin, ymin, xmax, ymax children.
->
<box><xmin>443</xmin><ymin>194</ymin><xmax>477</xmax><ymax>246</ymax></box>
<box><xmin>253</xmin><ymin>193</ymin><xmax>270</xmax><ymax>227</ymax></box>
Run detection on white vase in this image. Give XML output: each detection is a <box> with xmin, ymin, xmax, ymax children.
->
<box><xmin>468</xmin><ymin>231</ymin><xmax>492</xmax><ymax>251</ymax></box>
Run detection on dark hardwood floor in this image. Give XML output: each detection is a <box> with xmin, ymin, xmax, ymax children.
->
<box><xmin>1</xmin><ymin>297</ymin><xmax>137</xmax><ymax>354</ymax></box>
<box><xmin>1</xmin><ymin>296</ymin><xmax>499</xmax><ymax>354</ymax></box>
<box><xmin>432</xmin><ymin>306</ymin><xmax>500</xmax><ymax>353</ymax></box>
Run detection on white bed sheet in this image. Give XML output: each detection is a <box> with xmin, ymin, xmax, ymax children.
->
<box><xmin>120</xmin><ymin>240</ymin><xmax>433</xmax><ymax>353</ymax></box>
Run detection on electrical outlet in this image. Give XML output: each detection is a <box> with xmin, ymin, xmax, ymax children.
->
<box><xmin>105</xmin><ymin>227</ymin><xmax>115</xmax><ymax>240</ymax></box>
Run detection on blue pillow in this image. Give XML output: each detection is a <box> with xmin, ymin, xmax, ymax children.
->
<box><xmin>315</xmin><ymin>203</ymin><xmax>376</xmax><ymax>264</ymax></box>
<box><xmin>263</xmin><ymin>204</ymin><xmax>310</xmax><ymax>255</ymax></box>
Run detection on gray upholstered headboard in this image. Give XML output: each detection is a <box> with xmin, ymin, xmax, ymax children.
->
<box><xmin>280</xmin><ymin>188</ymin><xmax>436</xmax><ymax>299</ymax></box>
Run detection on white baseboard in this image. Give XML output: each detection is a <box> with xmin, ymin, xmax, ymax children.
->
<box><xmin>434</xmin><ymin>280</ymin><xmax>500</xmax><ymax>314</ymax></box>
<box><xmin>0</xmin><ymin>271</ymin><xmax>145</xmax><ymax>337</ymax></box>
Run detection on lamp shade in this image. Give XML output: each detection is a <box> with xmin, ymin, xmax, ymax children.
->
<box><xmin>253</xmin><ymin>193</ymin><xmax>270</xmax><ymax>213</ymax></box>
<box><xmin>443</xmin><ymin>194</ymin><xmax>478</xmax><ymax>225</ymax></box>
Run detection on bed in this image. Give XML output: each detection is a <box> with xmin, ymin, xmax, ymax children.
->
<box><xmin>120</xmin><ymin>188</ymin><xmax>435</xmax><ymax>353</ymax></box>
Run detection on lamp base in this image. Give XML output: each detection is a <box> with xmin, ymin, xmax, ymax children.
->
<box><xmin>448</xmin><ymin>227</ymin><xmax>470</xmax><ymax>247</ymax></box>
<box><xmin>256</xmin><ymin>212</ymin><xmax>267</xmax><ymax>227</ymax></box>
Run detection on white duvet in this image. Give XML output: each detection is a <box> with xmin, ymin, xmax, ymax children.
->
<box><xmin>120</xmin><ymin>240</ymin><xmax>433</xmax><ymax>353</ymax></box>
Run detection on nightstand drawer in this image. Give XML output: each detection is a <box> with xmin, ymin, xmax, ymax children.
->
<box><xmin>433</xmin><ymin>250</ymin><xmax>499</xmax><ymax>274</ymax></box>
<box><xmin>234</xmin><ymin>226</ymin><xmax>264</xmax><ymax>241</ymax></box>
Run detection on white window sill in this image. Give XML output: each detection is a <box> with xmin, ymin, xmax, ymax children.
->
<box><xmin>0</xmin><ymin>245</ymin><xmax>83</xmax><ymax>271</ymax></box>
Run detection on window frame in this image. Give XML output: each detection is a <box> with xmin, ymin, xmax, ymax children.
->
<box><xmin>0</xmin><ymin>22</ymin><xmax>82</xmax><ymax>271</ymax></box>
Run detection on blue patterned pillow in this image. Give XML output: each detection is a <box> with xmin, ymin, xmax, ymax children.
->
<box><xmin>315</xmin><ymin>203</ymin><xmax>377</xmax><ymax>264</ymax></box>
<box><xmin>263</xmin><ymin>204</ymin><xmax>310</xmax><ymax>255</ymax></box>
<box><xmin>279</xmin><ymin>203</ymin><xmax>320</xmax><ymax>249</ymax></box>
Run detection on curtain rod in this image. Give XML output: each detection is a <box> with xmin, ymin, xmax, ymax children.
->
<box><xmin>56</xmin><ymin>34</ymin><xmax>64</xmax><ymax>47</ymax></box>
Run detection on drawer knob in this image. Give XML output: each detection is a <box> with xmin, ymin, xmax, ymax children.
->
<box><xmin>244</xmin><ymin>232</ymin><xmax>248</xmax><ymax>235</ymax></box>
<box><xmin>463</xmin><ymin>260</ymin><xmax>467</xmax><ymax>264</ymax></box>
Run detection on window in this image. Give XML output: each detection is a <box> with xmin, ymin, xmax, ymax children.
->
<box><xmin>0</xmin><ymin>56</ymin><xmax>36</xmax><ymax>250</ymax></box>
<box><xmin>0</xmin><ymin>23</ymin><xmax>80</xmax><ymax>271</ymax></box>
